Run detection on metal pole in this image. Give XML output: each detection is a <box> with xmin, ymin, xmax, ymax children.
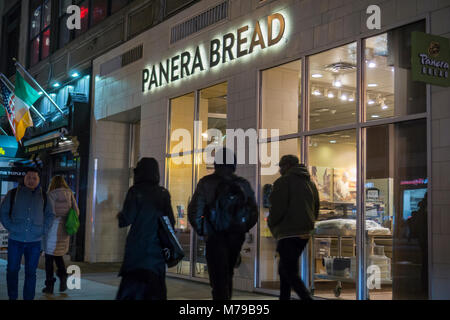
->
<box><xmin>13</xmin><ymin>58</ymin><xmax>66</xmax><ymax>117</ymax></box>
<box><xmin>0</xmin><ymin>126</ymin><xmax>8</xmax><ymax>135</ymax></box>
<box><xmin>0</xmin><ymin>73</ymin><xmax>47</xmax><ymax>122</ymax></box>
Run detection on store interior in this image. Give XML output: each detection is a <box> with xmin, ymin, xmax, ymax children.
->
<box><xmin>258</xmin><ymin>24</ymin><xmax>427</xmax><ymax>300</ymax></box>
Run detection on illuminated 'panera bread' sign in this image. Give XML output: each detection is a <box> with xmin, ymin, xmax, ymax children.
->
<box><xmin>142</xmin><ymin>13</ymin><xmax>286</xmax><ymax>92</ymax></box>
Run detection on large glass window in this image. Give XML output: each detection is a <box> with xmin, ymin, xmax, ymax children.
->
<box><xmin>308</xmin><ymin>43</ymin><xmax>357</xmax><ymax>130</ymax></box>
<box><xmin>167</xmin><ymin>93</ymin><xmax>195</xmax><ymax>276</ymax></box>
<box><xmin>261</xmin><ymin>60</ymin><xmax>302</xmax><ymax>137</ymax></box>
<box><xmin>58</xmin><ymin>0</ymin><xmax>73</xmax><ymax>48</ymax></box>
<box><xmin>29</xmin><ymin>0</ymin><xmax>51</xmax><ymax>66</ymax></box>
<box><xmin>364</xmin><ymin>22</ymin><xmax>426</xmax><ymax>120</ymax></box>
<box><xmin>92</xmin><ymin>0</ymin><xmax>108</xmax><ymax>26</ymax></box>
<box><xmin>166</xmin><ymin>83</ymin><xmax>228</xmax><ymax>278</ymax></box>
<box><xmin>194</xmin><ymin>83</ymin><xmax>228</xmax><ymax>279</ymax></box>
<box><xmin>258</xmin><ymin>139</ymin><xmax>301</xmax><ymax>290</ymax></box>
<box><xmin>167</xmin><ymin>154</ymin><xmax>193</xmax><ymax>276</ymax></box>
<box><xmin>308</xmin><ymin>130</ymin><xmax>357</xmax><ymax>300</ymax></box>
<box><xmin>365</xmin><ymin>119</ymin><xmax>428</xmax><ymax>300</ymax></box>
<box><xmin>59</xmin><ymin>0</ymin><xmax>132</xmax><ymax>46</ymax></box>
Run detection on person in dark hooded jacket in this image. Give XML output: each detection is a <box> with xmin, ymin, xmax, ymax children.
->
<box><xmin>116</xmin><ymin>157</ymin><xmax>175</xmax><ymax>300</ymax></box>
<box><xmin>268</xmin><ymin>155</ymin><xmax>319</xmax><ymax>301</ymax></box>
<box><xmin>188</xmin><ymin>148</ymin><xmax>258</xmax><ymax>300</ymax></box>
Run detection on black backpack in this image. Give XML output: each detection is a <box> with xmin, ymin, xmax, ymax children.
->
<box><xmin>8</xmin><ymin>187</ymin><xmax>47</xmax><ymax>218</ymax></box>
<box><xmin>208</xmin><ymin>178</ymin><xmax>253</xmax><ymax>234</ymax></box>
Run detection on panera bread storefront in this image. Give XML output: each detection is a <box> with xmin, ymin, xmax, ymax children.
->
<box><xmin>88</xmin><ymin>0</ymin><xmax>450</xmax><ymax>299</ymax></box>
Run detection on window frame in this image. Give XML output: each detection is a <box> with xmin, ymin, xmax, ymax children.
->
<box><xmin>256</xmin><ymin>19</ymin><xmax>429</xmax><ymax>300</ymax></box>
<box><xmin>29</xmin><ymin>0</ymin><xmax>52</xmax><ymax>67</ymax></box>
<box><xmin>56</xmin><ymin>0</ymin><xmax>132</xmax><ymax>49</ymax></box>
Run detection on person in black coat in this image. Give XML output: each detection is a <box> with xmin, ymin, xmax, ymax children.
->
<box><xmin>116</xmin><ymin>157</ymin><xmax>175</xmax><ymax>300</ymax></box>
<box><xmin>188</xmin><ymin>148</ymin><xmax>258</xmax><ymax>300</ymax></box>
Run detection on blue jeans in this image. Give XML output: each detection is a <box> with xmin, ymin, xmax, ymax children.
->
<box><xmin>7</xmin><ymin>239</ymin><xmax>41</xmax><ymax>300</ymax></box>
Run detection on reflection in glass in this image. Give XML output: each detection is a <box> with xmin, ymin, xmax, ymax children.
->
<box><xmin>76</xmin><ymin>0</ymin><xmax>89</xmax><ymax>37</ymax></box>
<box><xmin>262</xmin><ymin>60</ymin><xmax>302</xmax><ymax>137</ymax></box>
<box><xmin>199</xmin><ymin>83</ymin><xmax>228</xmax><ymax>150</ymax></box>
<box><xmin>308</xmin><ymin>130</ymin><xmax>357</xmax><ymax>299</ymax></box>
<box><xmin>169</xmin><ymin>93</ymin><xmax>195</xmax><ymax>154</ymax></box>
<box><xmin>41</xmin><ymin>28</ymin><xmax>51</xmax><ymax>60</ymax></box>
<box><xmin>365</xmin><ymin>22</ymin><xmax>426</xmax><ymax>120</ymax></box>
<box><xmin>365</xmin><ymin>120</ymin><xmax>428</xmax><ymax>300</ymax></box>
<box><xmin>194</xmin><ymin>152</ymin><xmax>215</xmax><ymax>279</ymax></box>
<box><xmin>258</xmin><ymin>139</ymin><xmax>301</xmax><ymax>290</ymax></box>
<box><xmin>92</xmin><ymin>0</ymin><xmax>108</xmax><ymax>25</ymax></box>
<box><xmin>30</xmin><ymin>6</ymin><xmax>42</xmax><ymax>39</ymax></box>
<box><xmin>43</xmin><ymin>0</ymin><xmax>51</xmax><ymax>29</ymax></box>
<box><xmin>167</xmin><ymin>155</ymin><xmax>193</xmax><ymax>276</ymax></box>
<box><xmin>30</xmin><ymin>37</ymin><xmax>40</xmax><ymax>66</ymax></box>
<box><xmin>309</xmin><ymin>43</ymin><xmax>357</xmax><ymax>130</ymax></box>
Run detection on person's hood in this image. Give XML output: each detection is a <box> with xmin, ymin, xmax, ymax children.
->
<box><xmin>287</xmin><ymin>165</ymin><xmax>311</xmax><ymax>180</ymax></box>
<box><xmin>134</xmin><ymin>157</ymin><xmax>160</xmax><ymax>185</ymax></box>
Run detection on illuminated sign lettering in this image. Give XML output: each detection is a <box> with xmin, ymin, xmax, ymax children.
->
<box><xmin>142</xmin><ymin>13</ymin><xmax>286</xmax><ymax>92</ymax></box>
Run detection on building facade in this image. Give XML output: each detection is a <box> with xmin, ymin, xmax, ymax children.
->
<box><xmin>0</xmin><ymin>0</ymin><xmax>200</xmax><ymax>261</ymax></box>
<box><xmin>2</xmin><ymin>0</ymin><xmax>450</xmax><ymax>300</ymax></box>
<box><xmin>89</xmin><ymin>0</ymin><xmax>450</xmax><ymax>300</ymax></box>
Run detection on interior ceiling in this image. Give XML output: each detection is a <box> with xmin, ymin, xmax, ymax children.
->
<box><xmin>201</xmin><ymin>82</ymin><xmax>227</xmax><ymax>115</ymax></box>
<box><xmin>308</xmin><ymin>34</ymin><xmax>395</xmax><ymax>129</ymax></box>
<box><xmin>309</xmin><ymin>129</ymin><xmax>357</xmax><ymax>146</ymax></box>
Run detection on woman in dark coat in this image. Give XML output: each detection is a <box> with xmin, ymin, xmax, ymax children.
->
<box><xmin>116</xmin><ymin>157</ymin><xmax>175</xmax><ymax>300</ymax></box>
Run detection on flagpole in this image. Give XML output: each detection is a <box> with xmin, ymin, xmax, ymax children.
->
<box><xmin>13</xmin><ymin>58</ymin><xmax>66</xmax><ymax>118</ymax></box>
<box><xmin>0</xmin><ymin>73</ymin><xmax>47</xmax><ymax>122</ymax></box>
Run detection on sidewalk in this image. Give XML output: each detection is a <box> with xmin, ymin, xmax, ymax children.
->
<box><xmin>0</xmin><ymin>258</ymin><xmax>277</xmax><ymax>300</ymax></box>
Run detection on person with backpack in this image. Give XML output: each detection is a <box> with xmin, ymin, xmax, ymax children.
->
<box><xmin>116</xmin><ymin>157</ymin><xmax>175</xmax><ymax>300</ymax></box>
<box><xmin>42</xmin><ymin>175</ymin><xmax>79</xmax><ymax>294</ymax></box>
<box><xmin>188</xmin><ymin>148</ymin><xmax>258</xmax><ymax>300</ymax></box>
<box><xmin>268</xmin><ymin>155</ymin><xmax>319</xmax><ymax>301</ymax></box>
<box><xmin>0</xmin><ymin>167</ymin><xmax>55</xmax><ymax>300</ymax></box>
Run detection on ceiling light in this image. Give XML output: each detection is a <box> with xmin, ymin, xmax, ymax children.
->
<box><xmin>333</xmin><ymin>78</ymin><xmax>342</xmax><ymax>88</ymax></box>
<box><xmin>368</xmin><ymin>100</ymin><xmax>375</xmax><ymax>105</ymax></box>
<box><xmin>382</xmin><ymin>104</ymin><xmax>389</xmax><ymax>110</ymax></box>
<box><xmin>312</xmin><ymin>74</ymin><xmax>323</xmax><ymax>78</ymax></box>
<box><xmin>368</xmin><ymin>83</ymin><xmax>378</xmax><ymax>87</ymax></box>
<box><xmin>53</xmin><ymin>82</ymin><xmax>60</xmax><ymax>88</ymax></box>
<box><xmin>330</xmin><ymin>140</ymin><xmax>337</xmax><ymax>144</ymax></box>
<box><xmin>348</xmin><ymin>97</ymin><xmax>355</xmax><ymax>102</ymax></box>
<box><xmin>368</xmin><ymin>61</ymin><xmax>377</xmax><ymax>68</ymax></box>
<box><xmin>71</xmin><ymin>72</ymin><xmax>80</xmax><ymax>78</ymax></box>
<box><xmin>327</xmin><ymin>92</ymin><xmax>335</xmax><ymax>99</ymax></box>
<box><xmin>371</xmin><ymin>115</ymin><xmax>380</xmax><ymax>118</ymax></box>
<box><xmin>312</xmin><ymin>89</ymin><xmax>322</xmax><ymax>96</ymax></box>
<box><xmin>38</xmin><ymin>91</ymin><xmax>43</xmax><ymax>95</ymax></box>
<box><xmin>340</xmin><ymin>94</ymin><xmax>348</xmax><ymax>101</ymax></box>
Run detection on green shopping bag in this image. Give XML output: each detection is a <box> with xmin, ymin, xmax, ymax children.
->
<box><xmin>65</xmin><ymin>208</ymin><xmax>80</xmax><ymax>235</ymax></box>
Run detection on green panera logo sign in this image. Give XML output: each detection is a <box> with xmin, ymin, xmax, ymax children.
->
<box><xmin>412</xmin><ymin>31</ymin><xmax>450</xmax><ymax>87</ymax></box>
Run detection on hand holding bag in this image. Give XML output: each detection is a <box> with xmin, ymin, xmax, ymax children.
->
<box><xmin>65</xmin><ymin>208</ymin><xmax>80</xmax><ymax>235</ymax></box>
<box><xmin>158</xmin><ymin>215</ymin><xmax>185</xmax><ymax>268</ymax></box>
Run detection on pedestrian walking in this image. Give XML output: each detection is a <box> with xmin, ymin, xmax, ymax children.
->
<box><xmin>42</xmin><ymin>175</ymin><xmax>79</xmax><ymax>294</ymax></box>
<box><xmin>188</xmin><ymin>148</ymin><xmax>258</xmax><ymax>300</ymax></box>
<box><xmin>116</xmin><ymin>157</ymin><xmax>175</xmax><ymax>300</ymax></box>
<box><xmin>268</xmin><ymin>155</ymin><xmax>319</xmax><ymax>300</ymax></box>
<box><xmin>0</xmin><ymin>167</ymin><xmax>55</xmax><ymax>300</ymax></box>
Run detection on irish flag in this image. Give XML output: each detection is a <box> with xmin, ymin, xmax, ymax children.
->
<box><xmin>13</xmin><ymin>71</ymin><xmax>40</xmax><ymax>142</ymax></box>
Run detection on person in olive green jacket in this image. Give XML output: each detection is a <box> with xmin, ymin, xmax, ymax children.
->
<box><xmin>268</xmin><ymin>155</ymin><xmax>319</xmax><ymax>300</ymax></box>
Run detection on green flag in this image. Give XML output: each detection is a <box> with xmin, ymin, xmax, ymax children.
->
<box><xmin>14</xmin><ymin>71</ymin><xmax>40</xmax><ymax>141</ymax></box>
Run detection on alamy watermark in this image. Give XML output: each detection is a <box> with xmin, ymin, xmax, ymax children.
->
<box><xmin>66</xmin><ymin>265</ymin><xmax>81</xmax><ymax>290</ymax></box>
<box><xmin>170</xmin><ymin>121</ymin><xmax>280</xmax><ymax>176</ymax></box>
